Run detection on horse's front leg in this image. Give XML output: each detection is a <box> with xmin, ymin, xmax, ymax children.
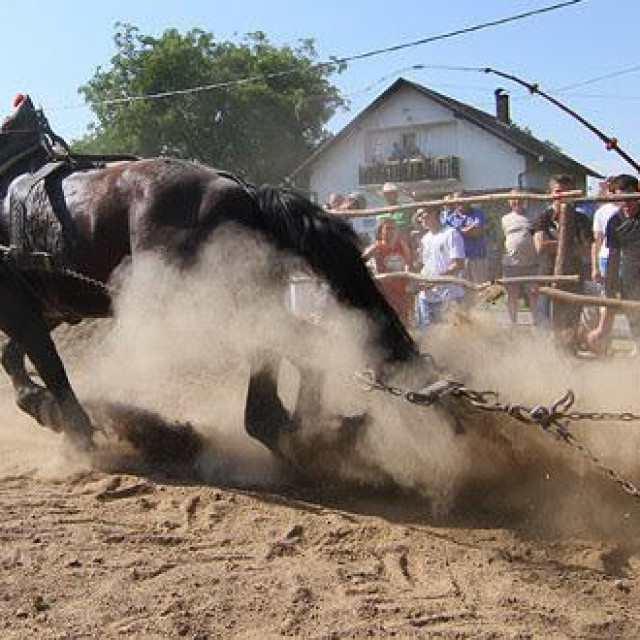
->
<box><xmin>19</xmin><ymin>330</ymin><xmax>93</xmax><ymax>450</ymax></box>
<box><xmin>0</xmin><ymin>284</ymin><xmax>94</xmax><ymax>450</ymax></box>
<box><xmin>1</xmin><ymin>338</ymin><xmax>63</xmax><ymax>430</ymax></box>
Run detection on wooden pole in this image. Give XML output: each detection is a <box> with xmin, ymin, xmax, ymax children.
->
<box><xmin>374</xmin><ymin>272</ymin><xmax>580</xmax><ymax>290</ymax></box>
<box><xmin>539</xmin><ymin>287</ymin><xmax>640</xmax><ymax>311</ymax></box>
<box><xmin>551</xmin><ymin>201</ymin><xmax>581</xmax><ymax>347</ymax></box>
<box><xmin>328</xmin><ymin>190</ymin><xmax>640</xmax><ymax>219</ymax></box>
<box><xmin>328</xmin><ymin>190</ymin><xmax>584</xmax><ymax>219</ymax></box>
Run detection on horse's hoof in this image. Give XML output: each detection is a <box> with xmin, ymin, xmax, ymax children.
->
<box><xmin>17</xmin><ymin>389</ymin><xmax>63</xmax><ymax>432</ymax></box>
<box><xmin>65</xmin><ymin>427</ymin><xmax>95</xmax><ymax>453</ymax></box>
<box><xmin>62</xmin><ymin>411</ymin><xmax>96</xmax><ymax>453</ymax></box>
<box><xmin>339</xmin><ymin>412</ymin><xmax>369</xmax><ymax>436</ymax></box>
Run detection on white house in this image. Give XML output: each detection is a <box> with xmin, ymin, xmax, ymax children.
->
<box><xmin>290</xmin><ymin>78</ymin><xmax>600</xmax><ymax>212</ymax></box>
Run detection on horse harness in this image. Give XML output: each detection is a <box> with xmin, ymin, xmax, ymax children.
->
<box><xmin>0</xmin><ymin>156</ymin><xmax>127</xmax><ymax>322</ymax></box>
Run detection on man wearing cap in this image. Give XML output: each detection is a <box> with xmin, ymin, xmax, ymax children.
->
<box><xmin>416</xmin><ymin>206</ymin><xmax>465</xmax><ymax>326</ymax></box>
<box><xmin>381</xmin><ymin>182</ymin><xmax>413</xmax><ymax>227</ymax></box>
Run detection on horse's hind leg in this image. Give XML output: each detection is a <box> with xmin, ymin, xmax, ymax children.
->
<box><xmin>245</xmin><ymin>355</ymin><xmax>298</xmax><ymax>452</ymax></box>
<box><xmin>295</xmin><ymin>365</ymin><xmax>369</xmax><ymax>434</ymax></box>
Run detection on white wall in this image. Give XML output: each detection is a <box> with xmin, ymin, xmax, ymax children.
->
<box><xmin>311</xmin><ymin>127</ymin><xmax>362</xmax><ymax>204</ymax></box>
<box><xmin>456</xmin><ymin>120</ymin><xmax>527</xmax><ymax>190</ymax></box>
<box><xmin>310</xmin><ymin>85</ymin><xmax>529</xmax><ymax>204</ymax></box>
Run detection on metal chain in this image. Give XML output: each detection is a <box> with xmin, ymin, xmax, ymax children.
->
<box><xmin>564</xmin><ymin>411</ymin><xmax>640</xmax><ymax>422</ymax></box>
<box><xmin>355</xmin><ymin>371</ymin><xmax>640</xmax><ymax>500</ymax></box>
<box><xmin>0</xmin><ymin>248</ymin><xmax>112</xmax><ymax>295</ymax></box>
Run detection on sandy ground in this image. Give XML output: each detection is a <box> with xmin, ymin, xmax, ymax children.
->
<box><xmin>2</xmin><ymin>256</ymin><xmax>640</xmax><ymax>638</ymax></box>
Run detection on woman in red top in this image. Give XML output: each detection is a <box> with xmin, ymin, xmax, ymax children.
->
<box><xmin>362</xmin><ymin>217</ymin><xmax>413</xmax><ymax>325</ymax></box>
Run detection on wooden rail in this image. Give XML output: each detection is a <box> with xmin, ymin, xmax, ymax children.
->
<box><xmin>329</xmin><ymin>190</ymin><xmax>640</xmax><ymax>219</ymax></box>
<box><xmin>539</xmin><ymin>287</ymin><xmax>640</xmax><ymax>311</ymax></box>
<box><xmin>374</xmin><ymin>272</ymin><xmax>579</xmax><ymax>291</ymax></box>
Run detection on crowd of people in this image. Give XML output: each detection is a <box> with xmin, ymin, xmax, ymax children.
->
<box><xmin>326</xmin><ymin>173</ymin><xmax>640</xmax><ymax>354</ymax></box>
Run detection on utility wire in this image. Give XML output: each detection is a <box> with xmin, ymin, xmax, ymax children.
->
<box><xmin>48</xmin><ymin>0</ymin><xmax>583</xmax><ymax>112</ymax></box>
<box><xmin>330</xmin><ymin>0</ymin><xmax>583</xmax><ymax>66</ymax></box>
<box><xmin>554</xmin><ymin>64</ymin><xmax>640</xmax><ymax>92</ymax></box>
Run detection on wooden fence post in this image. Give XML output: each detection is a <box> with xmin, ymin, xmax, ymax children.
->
<box><xmin>552</xmin><ymin>202</ymin><xmax>581</xmax><ymax>348</ymax></box>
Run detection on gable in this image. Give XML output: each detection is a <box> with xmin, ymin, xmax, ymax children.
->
<box><xmin>291</xmin><ymin>78</ymin><xmax>600</xmax><ymax>181</ymax></box>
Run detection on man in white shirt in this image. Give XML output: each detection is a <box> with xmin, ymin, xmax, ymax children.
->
<box><xmin>416</xmin><ymin>206</ymin><xmax>465</xmax><ymax>326</ymax></box>
<box><xmin>591</xmin><ymin>176</ymin><xmax>620</xmax><ymax>281</ymax></box>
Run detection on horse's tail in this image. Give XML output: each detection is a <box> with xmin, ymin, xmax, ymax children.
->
<box><xmin>248</xmin><ymin>185</ymin><xmax>419</xmax><ymax>363</ymax></box>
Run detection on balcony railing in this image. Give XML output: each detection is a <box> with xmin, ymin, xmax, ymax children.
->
<box><xmin>359</xmin><ymin>155</ymin><xmax>460</xmax><ymax>185</ymax></box>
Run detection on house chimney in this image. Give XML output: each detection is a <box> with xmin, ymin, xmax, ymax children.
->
<box><xmin>495</xmin><ymin>88</ymin><xmax>510</xmax><ymax>125</ymax></box>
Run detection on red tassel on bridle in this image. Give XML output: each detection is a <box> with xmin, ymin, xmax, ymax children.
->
<box><xmin>12</xmin><ymin>93</ymin><xmax>26</xmax><ymax>108</ymax></box>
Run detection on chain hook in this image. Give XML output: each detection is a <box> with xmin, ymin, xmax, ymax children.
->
<box><xmin>551</xmin><ymin>389</ymin><xmax>575</xmax><ymax>415</ymax></box>
<box><xmin>529</xmin><ymin>404</ymin><xmax>552</xmax><ymax>428</ymax></box>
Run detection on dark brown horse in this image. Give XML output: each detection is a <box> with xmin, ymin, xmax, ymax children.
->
<box><xmin>0</xmin><ymin>95</ymin><xmax>421</xmax><ymax>453</ymax></box>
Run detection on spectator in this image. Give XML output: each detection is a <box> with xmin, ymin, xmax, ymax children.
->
<box><xmin>343</xmin><ymin>191</ymin><xmax>367</xmax><ymax>211</ymax></box>
<box><xmin>501</xmin><ymin>190</ymin><xmax>540</xmax><ymax>324</ymax></box>
<box><xmin>404</xmin><ymin>138</ymin><xmax>422</xmax><ymax>159</ymax></box>
<box><xmin>362</xmin><ymin>217</ymin><xmax>412</xmax><ymax>325</ymax></box>
<box><xmin>587</xmin><ymin>174</ymin><xmax>640</xmax><ymax>354</ymax></box>
<box><xmin>443</xmin><ymin>191</ymin><xmax>489</xmax><ymax>284</ymax></box>
<box><xmin>381</xmin><ymin>181</ymin><xmax>414</xmax><ymax>259</ymax></box>
<box><xmin>381</xmin><ymin>182</ymin><xmax>413</xmax><ymax>228</ymax></box>
<box><xmin>415</xmin><ymin>206</ymin><xmax>465</xmax><ymax>326</ymax></box>
<box><xmin>326</xmin><ymin>192</ymin><xmax>345</xmax><ymax>211</ymax></box>
<box><xmin>531</xmin><ymin>173</ymin><xmax>593</xmax><ymax>334</ymax></box>
<box><xmin>532</xmin><ymin>174</ymin><xmax>592</xmax><ymax>278</ymax></box>
<box><xmin>389</xmin><ymin>141</ymin><xmax>405</xmax><ymax>161</ymax></box>
<box><xmin>591</xmin><ymin>176</ymin><xmax>620</xmax><ymax>282</ymax></box>
<box><xmin>578</xmin><ymin>177</ymin><xmax>620</xmax><ymax>343</ymax></box>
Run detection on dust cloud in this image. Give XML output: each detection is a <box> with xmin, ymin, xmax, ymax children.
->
<box><xmin>63</xmin><ymin>225</ymin><xmax>468</xmax><ymax>505</ymax></box>
<box><xmin>1</xmin><ymin>226</ymin><xmax>639</xmax><ymax>532</ymax></box>
<box><xmin>419</xmin><ymin>307</ymin><xmax>640</xmax><ymax>535</ymax></box>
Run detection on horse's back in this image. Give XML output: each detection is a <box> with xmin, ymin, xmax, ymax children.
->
<box><xmin>110</xmin><ymin>158</ymin><xmax>252</xmax><ymax>257</ymax></box>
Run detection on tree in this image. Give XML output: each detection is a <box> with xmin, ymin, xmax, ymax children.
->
<box><xmin>75</xmin><ymin>24</ymin><xmax>345</xmax><ymax>184</ymax></box>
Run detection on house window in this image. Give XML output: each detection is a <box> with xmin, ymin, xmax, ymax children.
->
<box><xmin>401</xmin><ymin>133</ymin><xmax>421</xmax><ymax>158</ymax></box>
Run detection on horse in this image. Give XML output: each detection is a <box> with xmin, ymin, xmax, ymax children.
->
<box><xmin>0</xmin><ymin>95</ymin><xmax>424</xmax><ymax>455</ymax></box>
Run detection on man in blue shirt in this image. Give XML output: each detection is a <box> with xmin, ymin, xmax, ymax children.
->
<box><xmin>443</xmin><ymin>191</ymin><xmax>489</xmax><ymax>284</ymax></box>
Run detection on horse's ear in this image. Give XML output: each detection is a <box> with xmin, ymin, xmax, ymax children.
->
<box><xmin>12</xmin><ymin>93</ymin><xmax>26</xmax><ymax>109</ymax></box>
<box><xmin>2</xmin><ymin>94</ymin><xmax>38</xmax><ymax>133</ymax></box>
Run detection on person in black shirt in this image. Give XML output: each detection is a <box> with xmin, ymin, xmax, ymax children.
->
<box><xmin>531</xmin><ymin>174</ymin><xmax>593</xmax><ymax>330</ymax></box>
<box><xmin>587</xmin><ymin>174</ymin><xmax>640</xmax><ymax>353</ymax></box>
<box><xmin>531</xmin><ymin>174</ymin><xmax>593</xmax><ymax>277</ymax></box>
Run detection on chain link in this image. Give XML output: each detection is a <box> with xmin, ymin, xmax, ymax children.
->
<box><xmin>0</xmin><ymin>249</ymin><xmax>112</xmax><ymax>296</ymax></box>
<box><xmin>355</xmin><ymin>370</ymin><xmax>640</xmax><ymax>501</ymax></box>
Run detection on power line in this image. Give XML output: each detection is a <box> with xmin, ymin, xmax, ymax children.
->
<box><xmin>554</xmin><ymin>64</ymin><xmax>640</xmax><ymax>92</ymax></box>
<box><xmin>48</xmin><ymin>0</ymin><xmax>583</xmax><ymax>113</ymax></box>
<box><xmin>330</xmin><ymin>0</ymin><xmax>583</xmax><ymax>66</ymax></box>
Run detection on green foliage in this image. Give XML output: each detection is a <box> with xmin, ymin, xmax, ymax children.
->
<box><xmin>509</xmin><ymin>123</ymin><xmax>563</xmax><ymax>154</ymax></box>
<box><xmin>76</xmin><ymin>24</ymin><xmax>345</xmax><ymax>183</ymax></box>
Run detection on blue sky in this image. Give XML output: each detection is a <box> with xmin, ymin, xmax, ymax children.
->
<box><xmin>3</xmin><ymin>0</ymin><xmax>637</xmax><ymax>182</ymax></box>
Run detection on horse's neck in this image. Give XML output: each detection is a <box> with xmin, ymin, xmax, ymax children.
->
<box><xmin>0</xmin><ymin>148</ymin><xmax>50</xmax><ymax>246</ymax></box>
<box><xmin>0</xmin><ymin>148</ymin><xmax>49</xmax><ymax>195</ymax></box>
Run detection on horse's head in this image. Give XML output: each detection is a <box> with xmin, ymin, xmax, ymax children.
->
<box><xmin>0</xmin><ymin>94</ymin><xmax>62</xmax><ymax>175</ymax></box>
<box><xmin>2</xmin><ymin>94</ymin><xmax>40</xmax><ymax>132</ymax></box>
<box><xmin>1</xmin><ymin>94</ymin><xmax>41</xmax><ymax>148</ymax></box>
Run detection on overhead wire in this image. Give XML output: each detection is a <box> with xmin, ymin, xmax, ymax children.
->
<box><xmin>47</xmin><ymin>0</ymin><xmax>583</xmax><ymax>113</ymax></box>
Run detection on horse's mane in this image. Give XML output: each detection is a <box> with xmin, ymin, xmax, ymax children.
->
<box><xmin>248</xmin><ymin>184</ymin><xmax>419</xmax><ymax>363</ymax></box>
